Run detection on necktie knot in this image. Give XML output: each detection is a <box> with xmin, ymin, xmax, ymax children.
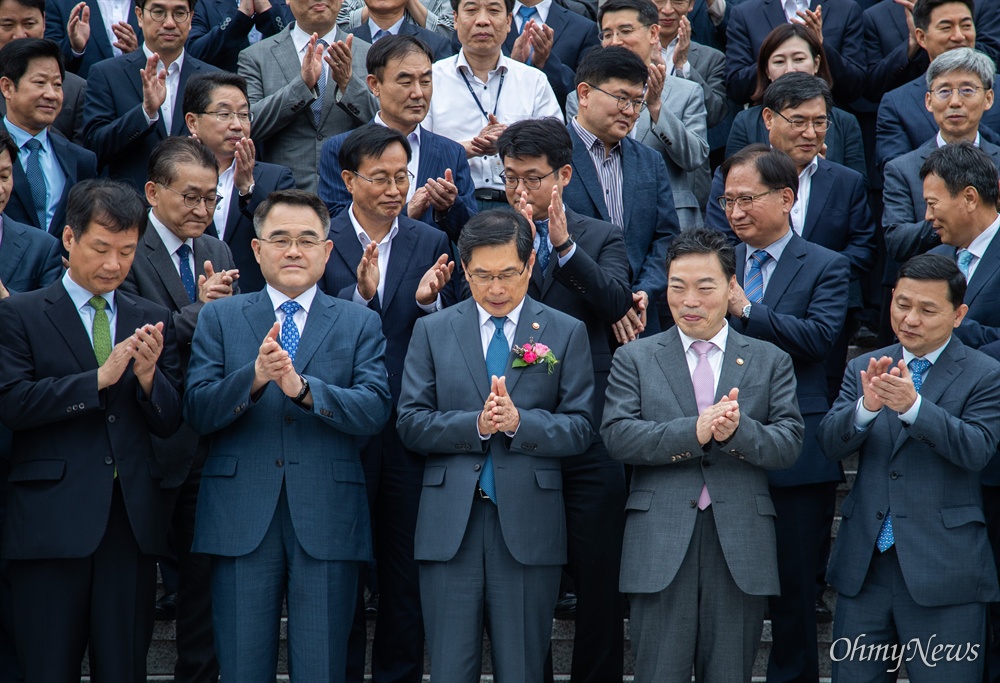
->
<box><xmin>316</xmin><ymin>38</ymin><xmax>329</xmax><ymax>48</ymax></box>
<box><xmin>691</xmin><ymin>340</ymin><xmax>714</xmax><ymax>358</ymax></box>
<box><xmin>176</xmin><ymin>244</ymin><xmax>190</xmax><ymax>258</ymax></box>
<box><xmin>490</xmin><ymin>316</ymin><xmax>507</xmax><ymax>336</ymax></box>
<box><xmin>281</xmin><ymin>300</ymin><xmax>302</xmax><ymax>317</ymax></box>
<box><xmin>517</xmin><ymin>4</ymin><xmax>537</xmax><ymax>20</ymax></box>
<box><xmin>89</xmin><ymin>295</ymin><xmax>107</xmax><ymax>311</ymax></box>
<box><xmin>957</xmin><ymin>249</ymin><xmax>974</xmax><ymax>279</ymax></box>
<box><xmin>751</xmin><ymin>249</ymin><xmax>771</xmax><ymax>267</ymax></box>
<box><xmin>24</xmin><ymin>138</ymin><xmax>41</xmax><ymax>152</ymax></box>
<box><xmin>373</xmin><ymin>29</ymin><xmax>389</xmax><ymax>41</ymax></box>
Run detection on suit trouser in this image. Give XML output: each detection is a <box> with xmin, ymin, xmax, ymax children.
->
<box><xmin>8</xmin><ymin>479</ymin><xmax>156</xmax><ymax>683</ymax></box>
<box><xmin>211</xmin><ymin>482</ymin><xmax>360</xmax><ymax>683</ymax></box>
<box><xmin>420</xmin><ymin>495</ymin><xmax>562</xmax><ymax>683</ymax></box>
<box><xmin>0</xmin><ymin>447</ymin><xmax>23</xmax><ymax>683</ymax></box>
<box><xmin>347</xmin><ymin>417</ymin><xmax>425</xmax><ymax>683</ymax></box>
<box><xmin>982</xmin><ymin>484</ymin><xmax>1000</xmax><ymax>683</ymax></box>
<box><xmin>831</xmin><ymin>546</ymin><xmax>986</xmax><ymax>683</ymax></box>
<box><xmin>629</xmin><ymin>507</ymin><xmax>767</xmax><ymax>683</ymax></box>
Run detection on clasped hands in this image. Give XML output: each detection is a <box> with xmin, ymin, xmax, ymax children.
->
<box><xmin>251</xmin><ymin>322</ymin><xmax>305</xmax><ymax>399</ymax></box>
<box><xmin>696</xmin><ymin>387</ymin><xmax>740</xmax><ymax>446</ymax></box>
<box><xmin>97</xmin><ymin>322</ymin><xmax>165</xmax><ymax>394</ymax></box>
<box><xmin>478</xmin><ymin>375</ymin><xmax>520</xmax><ymax>436</ymax></box>
<box><xmin>860</xmin><ymin>356</ymin><xmax>918</xmax><ymax>414</ymax></box>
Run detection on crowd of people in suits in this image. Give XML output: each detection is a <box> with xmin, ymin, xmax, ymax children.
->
<box><xmin>0</xmin><ymin>0</ymin><xmax>999</xmax><ymax>681</ymax></box>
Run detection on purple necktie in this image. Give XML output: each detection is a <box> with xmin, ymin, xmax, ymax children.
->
<box><xmin>691</xmin><ymin>340</ymin><xmax>715</xmax><ymax>509</ymax></box>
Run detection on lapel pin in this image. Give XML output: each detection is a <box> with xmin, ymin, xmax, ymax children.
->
<box><xmin>736</xmin><ymin>358</ymin><xmax>745</xmax><ymax>365</ymax></box>
<box><xmin>532</xmin><ymin>322</ymin><xmax>540</xmax><ymax>329</ymax></box>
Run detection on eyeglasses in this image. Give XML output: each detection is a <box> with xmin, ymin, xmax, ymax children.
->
<box><xmin>257</xmin><ymin>235</ymin><xmax>326</xmax><ymax>250</ymax></box>
<box><xmin>499</xmin><ymin>170</ymin><xmax>556</xmax><ymax>190</ymax></box>
<box><xmin>774</xmin><ymin>110</ymin><xmax>830</xmax><ymax>132</ymax></box>
<box><xmin>142</xmin><ymin>5</ymin><xmax>191</xmax><ymax>22</ymax></box>
<box><xmin>653</xmin><ymin>0</ymin><xmax>693</xmax><ymax>10</ymax></box>
<box><xmin>157</xmin><ymin>183</ymin><xmax>221</xmax><ymax>209</ymax></box>
<box><xmin>717</xmin><ymin>188</ymin><xmax>779</xmax><ymax>213</ymax></box>
<box><xmin>597</xmin><ymin>24</ymin><xmax>651</xmax><ymax>41</ymax></box>
<box><xmin>199</xmin><ymin>110</ymin><xmax>254</xmax><ymax>123</ymax></box>
<box><xmin>931</xmin><ymin>86</ymin><xmax>985</xmax><ymax>100</ymax></box>
<box><xmin>351</xmin><ymin>170</ymin><xmax>414</xmax><ymax>188</ymax></box>
<box><xmin>467</xmin><ymin>264</ymin><xmax>528</xmax><ymax>285</ymax></box>
<box><xmin>586</xmin><ymin>82</ymin><xmax>647</xmax><ymax>113</ymax></box>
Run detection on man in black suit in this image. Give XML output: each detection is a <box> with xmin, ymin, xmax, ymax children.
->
<box><xmin>498</xmin><ymin>118</ymin><xmax>633</xmax><ymax>683</ymax></box>
<box><xmin>187</xmin><ymin>0</ymin><xmax>292</xmax><ymax>72</ymax></box>
<box><xmin>320</xmin><ymin>124</ymin><xmax>455</xmax><ymax>683</ymax></box>
<box><xmin>0</xmin><ymin>178</ymin><xmax>183</xmax><ymax>683</ymax></box>
<box><xmin>183</xmin><ymin>72</ymin><xmax>295</xmax><ymax>293</ymax></box>
<box><xmin>0</xmin><ymin>0</ymin><xmax>86</xmax><ymax>142</ymax></box>
<box><xmin>81</xmin><ymin>0</ymin><xmax>217</xmax><ymax>191</ymax></box>
<box><xmin>347</xmin><ymin>0</ymin><xmax>451</xmax><ymax>60</ymax></box>
<box><xmin>45</xmin><ymin>0</ymin><xmax>143</xmax><ymax>78</ymax></box>
<box><xmin>0</xmin><ymin>38</ymin><xmax>97</xmax><ymax>235</ymax></box>
<box><xmin>118</xmin><ymin>136</ymin><xmax>238</xmax><ymax>683</ymax></box>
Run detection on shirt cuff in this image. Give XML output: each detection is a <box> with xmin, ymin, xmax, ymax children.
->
<box><xmin>853</xmin><ymin>396</ymin><xmax>879</xmax><ymax>431</ymax></box>
<box><xmin>556</xmin><ymin>242</ymin><xmax>576</xmax><ymax>267</ymax></box>
<box><xmin>673</xmin><ymin>61</ymin><xmax>691</xmax><ymax>78</ymax></box>
<box><xmin>897</xmin><ymin>394</ymin><xmax>921</xmax><ymax>425</ymax></box>
<box><xmin>72</xmin><ymin>47</ymin><xmax>86</xmax><ymax>58</ymax></box>
<box><xmin>708</xmin><ymin>0</ymin><xmax>725</xmax><ymax>24</ymax></box>
<box><xmin>352</xmin><ymin>286</ymin><xmax>373</xmax><ymax>306</ymax></box>
<box><xmin>416</xmin><ymin>294</ymin><xmax>442</xmax><ymax>313</ymax></box>
<box><xmin>143</xmin><ymin>108</ymin><xmax>159</xmax><ymax>127</ymax></box>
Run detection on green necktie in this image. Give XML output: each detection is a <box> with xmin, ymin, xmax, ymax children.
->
<box><xmin>89</xmin><ymin>296</ymin><xmax>112</xmax><ymax>365</ymax></box>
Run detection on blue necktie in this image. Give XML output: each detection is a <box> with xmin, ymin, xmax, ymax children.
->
<box><xmin>744</xmin><ymin>249</ymin><xmax>771</xmax><ymax>304</ymax></box>
<box><xmin>280</xmin><ymin>300</ymin><xmax>302</xmax><ymax>361</ymax></box>
<box><xmin>24</xmin><ymin>139</ymin><xmax>47</xmax><ymax>230</ymax></box>
<box><xmin>535</xmin><ymin>219</ymin><xmax>550</xmax><ymax>273</ymax></box>
<box><xmin>312</xmin><ymin>39</ymin><xmax>329</xmax><ymax>127</ymax></box>
<box><xmin>957</xmin><ymin>249</ymin><xmax>974</xmax><ymax>281</ymax></box>
<box><xmin>240</xmin><ymin>0</ymin><xmax>262</xmax><ymax>43</ymax></box>
<box><xmin>480</xmin><ymin>316</ymin><xmax>509</xmax><ymax>503</ymax></box>
<box><xmin>373</xmin><ymin>29</ymin><xmax>390</xmax><ymax>42</ymax></box>
<box><xmin>876</xmin><ymin>357</ymin><xmax>932</xmax><ymax>553</ymax></box>
<box><xmin>517</xmin><ymin>5</ymin><xmax>538</xmax><ymax>64</ymax></box>
<box><xmin>176</xmin><ymin>244</ymin><xmax>197</xmax><ymax>303</ymax></box>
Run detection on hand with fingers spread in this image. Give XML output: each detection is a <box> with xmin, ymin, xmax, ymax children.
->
<box><xmin>673</xmin><ymin>16</ymin><xmax>691</xmax><ymax>70</ymax></box>
<box><xmin>646</xmin><ymin>61</ymin><xmax>666</xmax><ymax>122</ymax></box>
<box><xmin>796</xmin><ymin>5</ymin><xmax>823</xmax><ymax>45</ymax></box>
<box><xmin>234</xmin><ymin>138</ymin><xmax>256</xmax><ymax>195</ymax></box>
<box><xmin>141</xmin><ymin>54</ymin><xmax>167</xmax><ymax>119</ymax></box>
<box><xmin>526</xmin><ymin>21</ymin><xmax>554</xmax><ymax>68</ymax></box>
<box><xmin>130</xmin><ymin>322</ymin><xmax>165</xmax><ymax>394</ymax></box>
<box><xmin>860</xmin><ymin>356</ymin><xmax>894</xmax><ymax>412</ymax></box>
<box><xmin>425</xmin><ymin>169</ymin><xmax>459</xmax><ymax>211</ymax></box>
<box><xmin>198</xmin><ymin>261</ymin><xmax>240</xmax><ymax>302</ymax></box>
<box><xmin>112</xmin><ymin>21</ymin><xmax>138</xmax><ymax>52</ymax></box>
<box><xmin>68</xmin><ymin>2</ymin><xmax>91</xmax><ymax>53</ymax></box>
<box><xmin>356</xmin><ymin>242</ymin><xmax>380</xmax><ymax>302</ymax></box>
<box><xmin>326</xmin><ymin>35</ymin><xmax>354</xmax><ymax>92</ymax></box>
<box><xmin>514</xmin><ymin>189</ymin><xmax>534</xmax><ymax>227</ymax></box>
<box><xmin>301</xmin><ymin>33</ymin><xmax>324</xmax><ymax>90</ymax></box>
<box><xmin>870</xmin><ymin>358</ymin><xmax>919</xmax><ymax>414</ymax></box>
<box><xmin>416</xmin><ymin>254</ymin><xmax>455</xmax><ymax>306</ymax></box>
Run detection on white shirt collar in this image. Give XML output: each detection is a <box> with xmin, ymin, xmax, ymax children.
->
<box><xmin>901</xmin><ymin>337</ymin><xmax>950</xmax><ymax>367</ymax></box>
<box><xmin>148</xmin><ymin>210</ymin><xmax>194</xmax><ymax>255</ymax></box>
<box><xmin>964</xmin><ymin>212</ymin><xmax>1000</xmax><ymax>261</ymax></box>
<box><xmin>142</xmin><ymin>43</ymin><xmax>185</xmax><ymax>71</ymax></box>
<box><xmin>63</xmin><ymin>268</ymin><xmax>116</xmax><ymax>311</ymax></box>
<box><xmin>348</xmin><ymin>204</ymin><xmax>400</xmax><ymax>246</ymax></box>
<box><xmin>937</xmin><ymin>131</ymin><xmax>982</xmax><ymax>148</ymax></box>
<box><xmin>476</xmin><ymin>296</ymin><xmax>526</xmax><ymax>330</ymax></box>
<box><xmin>747</xmin><ymin>227</ymin><xmax>794</xmax><ymax>265</ymax></box>
<box><xmin>368</xmin><ymin>15</ymin><xmax>405</xmax><ymax>36</ymax></box>
<box><xmin>456</xmin><ymin>48</ymin><xmax>509</xmax><ymax>81</ymax></box>
<box><xmin>512</xmin><ymin>0</ymin><xmax>552</xmax><ymax>23</ymax></box>
<box><xmin>266</xmin><ymin>283</ymin><xmax>318</xmax><ymax>314</ymax></box>
<box><xmin>677</xmin><ymin>322</ymin><xmax>729</xmax><ymax>354</ymax></box>
<box><xmin>374</xmin><ymin>112</ymin><xmax>421</xmax><ymax>147</ymax></box>
<box><xmin>291</xmin><ymin>23</ymin><xmax>340</xmax><ymax>53</ymax></box>
<box><xmin>800</xmin><ymin>154</ymin><xmax>819</xmax><ymax>179</ymax></box>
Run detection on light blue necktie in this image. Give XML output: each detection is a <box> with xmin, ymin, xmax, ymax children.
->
<box><xmin>744</xmin><ymin>249</ymin><xmax>771</xmax><ymax>304</ymax></box>
<box><xmin>535</xmin><ymin>219</ymin><xmax>550</xmax><ymax>273</ymax></box>
<box><xmin>957</xmin><ymin>249</ymin><xmax>974</xmax><ymax>281</ymax></box>
<box><xmin>24</xmin><ymin>138</ymin><xmax>47</xmax><ymax>230</ymax></box>
<box><xmin>312</xmin><ymin>39</ymin><xmax>329</xmax><ymax>127</ymax></box>
<box><xmin>280</xmin><ymin>300</ymin><xmax>302</xmax><ymax>361</ymax></box>
<box><xmin>876</xmin><ymin>357</ymin><xmax>932</xmax><ymax>553</ymax></box>
<box><xmin>517</xmin><ymin>5</ymin><xmax>538</xmax><ymax>64</ymax></box>
<box><xmin>176</xmin><ymin>244</ymin><xmax>197</xmax><ymax>303</ymax></box>
<box><xmin>480</xmin><ymin>316</ymin><xmax>509</xmax><ymax>503</ymax></box>
<box><xmin>373</xmin><ymin>28</ymin><xmax>390</xmax><ymax>42</ymax></box>
<box><xmin>240</xmin><ymin>0</ymin><xmax>263</xmax><ymax>43</ymax></box>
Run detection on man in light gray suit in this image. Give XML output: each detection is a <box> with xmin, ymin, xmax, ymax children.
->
<box><xmin>883</xmin><ymin>47</ymin><xmax>1000</xmax><ymax>264</ymax></box>
<box><xmin>396</xmin><ymin>210</ymin><xmax>595</xmax><ymax>683</ymax></box>
<box><xmin>601</xmin><ymin>227</ymin><xmax>804</xmax><ymax>683</ymax></box>
<box><xmin>118</xmin><ymin>136</ymin><xmax>238</xmax><ymax>683</ymax></box>
<box><xmin>238</xmin><ymin>0</ymin><xmax>377</xmax><ymax>192</ymax></box>
<box><xmin>818</xmin><ymin>253</ymin><xmax>1000</xmax><ymax>682</ymax></box>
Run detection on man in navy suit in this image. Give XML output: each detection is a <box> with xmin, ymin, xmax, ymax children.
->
<box><xmin>501</xmin><ymin>0</ymin><xmax>599</xmax><ymax>109</ymax></box>
<box><xmin>819</xmin><ymin>253</ymin><xmax>1000</xmax><ymax>682</ymax></box>
<box><xmin>721</xmin><ymin>144</ymin><xmax>851</xmax><ymax>683</ymax></box>
<box><xmin>875</xmin><ymin>0</ymin><xmax>1000</xmax><ymax>173</ymax></box>
<box><xmin>0</xmin><ymin>38</ymin><xmax>97</xmax><ymax>235</ymax></box>
<box><xmin>82</xmin><ymin>0</ymin><xmax>217</xmax><ymax>191</ymax></box>
<box><xmin>184</xmin><ymin>189</ymin><xmax>392</xmax><ymax>683</ymax></box>
<box><xmin>725</xmin><ymin>0</ymin><xmax>866</xmax><ymax>106</ymax></box>
<box><xmin>347</xmin><ymin>0</ymin><xmax>451</xmax><ymax>60</ymax></box>
<box><xmin>686</xmin><ymin>0</ymin><xmax>731</xmax><ymax>52</ymax></box>
<box><xmin>45</xmin><ymin>0</ymin><xmax>143</xmax><ymax>77</ymax></box>
<box><xmin>563</xmin><ymin>46</ymin><xmax>680</xmax><ymax>338</ymax></box>
<box><xmin>322</xmin><ymin>124</ymin><xmax>455</xmax><ymax>683</ymax></box>
<box><xmin>318</xmin><ymin>35</ymin><xmax>476</xmax><ymax>243</ymax></box>
<box><xmin>187</xmin><ymin>0</ymin><xmax>292</xmax><ymax>71</ymax></box>
<box><xmin>183</xmin><ymin>72</ymin><xmax>296</xmax><ymax>293</ymax></box>
<box><xmin>0</xmin><ymin>179</ymin><xmax>183</xmax><ymax>683</ymax></box>
<box><xmin>498</xmin><ymin>118</ymin><xmax>633</xmax><ymax>683</ymax></box>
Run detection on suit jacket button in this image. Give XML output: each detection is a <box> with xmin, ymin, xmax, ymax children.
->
<box><xmin>702</xmin><ymin>460</ymin><xmax>711</xmax><ymax>467</ymax></box>
<box><xmin>689</xmin><ymin>500</ymin><xmax>697</xmax><ymax>508</ymax></box>
<box><xmin>890</xmin><ymin>471</ymin><xmax>899</xmax><ymax>480</ymax></box>
<box><xmin>276</xmin><ymin>459</ymin><xmax>284</xmax><ymax>467</ymax></box>
<box><xmin>285</xmin><ymin>415</ymin><xmax>294</xmax><ymax>424</ymax></box>
<box><xmin>104</xmin><ymin>456</ymin><xmax>113</xmax><ymax>465</ymax></box>
<box><xmin>108</xmin><ymin>415</ymin><xmax>116</xmax><ymax>423</ymax></box>
<box><xmin>876</xmin><ymin>511</ymin><xmax>884</xmax><ymax>520</ymax></box>
<box><xmin>66</xmin><ymin>406</ymin><xmax>72</xmax><ymax>413</ymax></box>
<box><xmin>317</xmin><ymin>133</ymin><xmax>324</xmax><ymax>140</ymax></box>
<box><xmin>474</xmin><ymin>463</ymin><xmax>481</xmax><ymax>471</ymax></box>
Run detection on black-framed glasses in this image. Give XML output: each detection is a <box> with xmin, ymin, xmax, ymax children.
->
<box><xmin>499</xmin><ymin>170</ymin><xmax>556</xmax><ymax>190</ymax></box>
<box><xmin>351</xmin><ymin>170</ymin><xmax>414</xmax><ymax>188</ymax></box>
<box><xmin>931</xmin><ymin>85</ymin><xmax>985</xmax><ymax>100</ymax></box>
<box><xmin>467</xmin><ymin>264</ymin><xmax>528</xmax><ymax>285</ymax></box>
<box><xmin>157</xmin><ymin>183</ymin><xmax>221</xmax><ymax>209</ymax></box>
<box><xmin>257</xmin><ymin>235</ymin><xmax>326</xmax><ymax>251</ymax></box>
<box><xmin>717</xmin><ymin>188</ymin><xmax>778</xmax><ymax>213</ymax></box>
<box><xmin>199</xmin><ymin>110</ymin><xmax>254</xmax><ymax>123</ymax></box>
<box><xmin>774</xmin><ymin>110</ymin><xmax>830</xmax><ymax>132</ymax></box>
<box><xmin>142</xmin><ymin>5</ymin><xmax>191</xmax><ymax>22</ymax></box>
<box><xmin>585</xmin><ymin>82</ymin><xmax>647</xmax><ymax>113</ymax></box>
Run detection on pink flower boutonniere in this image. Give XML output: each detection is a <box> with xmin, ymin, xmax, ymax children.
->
<box><xmin>512</xmin><ymin>339</ymin><xmax>559</xmax><ymax>374</ymax></box>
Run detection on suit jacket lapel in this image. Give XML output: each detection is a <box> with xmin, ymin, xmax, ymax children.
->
<box><xmin>353</xmin><ymin>23</ymin><xmax>373</xmax><ymax>42</ymax></box>
<box><xmin>569</xmin><ymin>126</ymin><xmax>610</xmax><ymax>222</ymax></box>
<box><xmin>143</xmin><ymin>221</ymin><xmax>193</xmax><ymax>309</ymax></box>
<box><xmin>0</xmin><ymin>223</ymin><xmax>28</xmax><ymax>283</ymax></box>
<box><xmin>504</xmin><ymin>297</ymin><xmax>545</xmax><ymax>395</ymax></box>
<box><xmin>295</xmin><ymin>290</ymin><xmax>341</xmax><ymax>370</ymax></box>
<box><xmin>967</xmin><ymin>232</ymin><xmax>1000</xmax><ymax>303</ymax></box>
<box><xmin>243</xmin><ymin>289</ymin><xmax>278</xmax><ymax>349</ymax></box>
<box><xmin>453</xmin><ymin>298</ymin><xmax>490</xmax><ymax>402</ymax></box>
<box><xmin>803</xmin><ymin>161</ymin><xmax>832</xmax><ymax>241</ymax></box>
<box><xmin>415</xmin><ymin>126</ymin><xmax>436</xmax><ymax>186</ymax></box>
<box><xmin>44</xmin><ymin>283</ymin><xmax>98</xmax><ymax>371</ymax></box>
<box><xmin>10</xmin><ymin>162</ymin><xmax>38</xmax><ymax>228</ymax></box>
<box><xmin>107</xmin><ymin>292</ymin><xmax>145</xmax><ymax>401</ymax></box>
<box><xmin>889</xmin><ymin>0</ymin><xmax>908</xmax><ymax>40</ymax></box>
<box><xmin>381</xmin><ymin>221</ymin><xmax>414</xmax><ymax>312</ymax></box>
<box><xmin>761</xmin><ymin>235</ymin><xmax>805</xmax><ymax>306</ymax></box>
<box><xmin>545</xmin><ymin>4</ymin><xmax>569</xmax><ymax>33</ymax></box>
<box><xmin>621</xmin><ymin>140</ymin><xmax>638</xmax><ymax>229</ymax></box>
<box><xmin>764</xmin><ymin>0</ymin><xmax>789</xmax><ymax>29</ymax></box>
<box><xmin>717</xmin><ymin>329</ymin><xmax>750</xmax><ymax>402</ymax></box>
<box><xmin>172</xmin><ymin>61</ymin><xmax>197</xmax><ymax>136</ymax></box>
<box><xmin>654</xmin><ymin>328</ymin><xmax>699</xmax><ymax>415</ymax></box>
<box><xmin>86</xmin><ymin>0</ymin><xmax>115</xmax><ymax>59</ymax></box>
<box><xmin>329</xmin><ymin>213</ymin><xmax>364</xmax><ymax>274</ymax></box>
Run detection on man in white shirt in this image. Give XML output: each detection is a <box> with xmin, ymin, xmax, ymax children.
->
<box><xmin>423</xmin><ymin>0</ymin><xmax>560</xmax><ymax>210</ymax></box>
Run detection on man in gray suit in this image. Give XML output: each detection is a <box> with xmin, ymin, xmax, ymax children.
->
<box><xmin>396</xmin><ymin>210</ymin><xmax>595</xmax><ymax>683</ymax></box>
<box><xmin>818</xmin><ymin>253</ymin><xmax>1000</xmax><ymax>681</ymax></box>
<box><xmin>601</xmin><ymin>226</ymin><xmax>804</xmax><ymax>683</ymax></box>
<box><xmin>238</xmin><ymin>0</ymin><xmax>377</xmax><ymax>192</ymax></box>
<box><xmin>883</xmin><ymin>47</ymin><xmax>1000</xmax><ymax>264</ymax></box>
<box><xmin>118</xmin><ymin>136</ymin><xmax>238</xmax><ymax>683</ymax></box>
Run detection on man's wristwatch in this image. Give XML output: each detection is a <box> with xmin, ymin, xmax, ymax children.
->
<box><xmin>291</xmin><ymin>374</ymin><xmax>310</xmax><ymax>404</ymax></box>
<box><xmin>741</xmin><ymin>303</ymin><xmax>752</xmax><ymax>321</ymax></box>
<box><xmin>553</xmin><ymin>236</ymin><xmax>574</xmax><ymax>252</ymax></box>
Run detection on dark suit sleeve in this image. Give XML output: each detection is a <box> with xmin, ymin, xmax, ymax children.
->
<box><xmin>187</xmin><ymin>1</ymin><xmax>254</xmax><ymax>65</ymax></box>
<box><xmin>318</xmin><ymin>135</ymin><xmax>352</xmax><ymax>216</ymax></box>
<box><xmin>635</xmin><ymin>157</ymin><xmax>680</xmax><ymax>302</ymax></box>
<box><xmin>725</xmin><ymin>109</ymin><xmax>753</xmax><ymax>158</ymax></box>
<box><xmin>882</xmin><ymin>158</ymin><xmax>938</xmax><ymax>262</ymax></box>
<box><xmin>723</xmin><ymin>4</ymin><xmax>758</xmax><ymax>105</ymax></box>
<box><xmin>552</xmin><ymin>225</ymin><xmax>632</xmax><ymax>323</ymax></box>
<box><xmin>863</xmin><ymin>10</ymin><xmax>925</xmax><ymax>101</ymax></box>
<box><xmin>821</xmin><ymin>2</ymin><xmax>866</xmax><ymax>104</ymax></box>
<box><xmin>432</xmin><ymin>141</ymin><xmax>479</xmax><ymax>243</ymax></box>
<box><xmin>875</xmin><ymin>92</ymin><xmax>914</xmax><ymax>174</ymax></box>
<box><xmin>81</xmin><ymin>62</ymin><xmax>157</xmax><ymax>168</ymax></box>
<box><xmin>39</xmin><ymin>239</ymin><xmax>64</xmax><ymax>288</ymax></box>
<box><xmin>955</xmin><ymin>317</ymin><xmax>1000</xmax><ymax>349</ymax></box>
<box><xmin>243</xmin><ymin>163</ymin><xmax>297</xmax><ymax>222</ymax></box>
<box><xmin>139</xmin><ymin>314</ymin><xmax>184</xmax><ymax>438</ymax></box>
<box><xmin>817</xmin><ymin>356</ymin><xmax>875</xmax><ymax>461</ymax></box>
<box><xmin>739</xmin><ymin>252</ymin><xmax>850</xmax><ymax>363</ymax></box>
<box><xmin>841</xmin><ymin>171</ymin><xmax>878</xmax><ymax>277</ymax></box>
<box><xmin>44</xmin><ymin>0</ymin><xmax>77</xmax><ymax>72</ymax></box>
<box><xmin>688</xmin><ymin>47</ymin><xmax>729</xmax><ymax>128</ymax></box>
<box><xmin>704</xmin><ymin>167</ymin><xmax>738</xmax><ymax>244</ymax></box>
<box><xmin>838</xmin><ymin>109</ymin><xmax>869</xmax><ymax>182</ymax></box>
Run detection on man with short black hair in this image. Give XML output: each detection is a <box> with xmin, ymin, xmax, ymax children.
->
<box><xmin>0</xmin><ymin>178</ymin><xmax>183</xmax><ymax>683</ymax></box>
<box><xmin>346</xmin><ymin>0</ymin><xmax>451</xmax><ymax>60</ymax></box>
<box><xmin>0</xmin><ymin>37</ymin><xmax>97</xmax><ymax>234</ymax></box>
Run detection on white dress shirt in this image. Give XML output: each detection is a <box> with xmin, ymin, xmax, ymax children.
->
<box><xmin>141</xmin><ymin>44</ymin><xmax>185</xmax><ymax>132</ymax></box>
<box><xmin>266</xmin><ymin>283</ymin><xmax>317</xmax><ymax>337</ymax></box>
<box><xmin>513</xmin><ymin>0</ymin><xmax>552</xmax><ymax>30</ymax></box>
<box><xmin>62</xmin><ymin>269</ymin><xmax>117</xmax><ymax>345</ymax></box>
<box><xmin>214</xmin><ymin>160</ymin><xmax>236</xmax><ymax>241</ymax></box>
<box><xmin>424</xmin><ymin>50</ymin><xmax>561</xmax><ymax>191</ymax></box>
<box><xmin>97</xmin><ymin>0</ymin><xmax>132</xmax><ymax>56</ymax></box>
<box><xmin>677</xmin><ymin>324</ymin><xmax>729</xmax><ymax>397</ymax></box>
<box><xmin>790</xmin><ymin>154</ymin><xmax>818</xmax><ymax>236</ymax></box>
<box><xmin>854</xmin><ymin>339</ymin><xmax>951</xmax><ymax>428</ymax></box>
<box><xmin>367</xmin><ymin>15</ymin><xmax>405</xmax><ymax>38</ymax></box>
<box><xmin>476</xmin><ymin>298</ymin><xmax>524</xmax><ymax>357</ymax></box>
<box><xmin>960</xmin><ymin>213</ymin><xmax>1000</xmax><ymax>282</ymax></box>
<box><xmin>783</xmin><ymin>0</ymin><xmax>808</xmax><ymax>22</ymax></box>
<box><xmin>373</xmin><ymin>112</ymin><xmax>420</xmax><ymax>203</ymax></box>
<box><xmin>937</xmin><ymin>131</ymin><xmax>981</xmax><ymax>148</ymax></box>
<box><xmin>149</xmin><ymin>210</ymin><xmax>195</xmax><ymax>279</ymax></box>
